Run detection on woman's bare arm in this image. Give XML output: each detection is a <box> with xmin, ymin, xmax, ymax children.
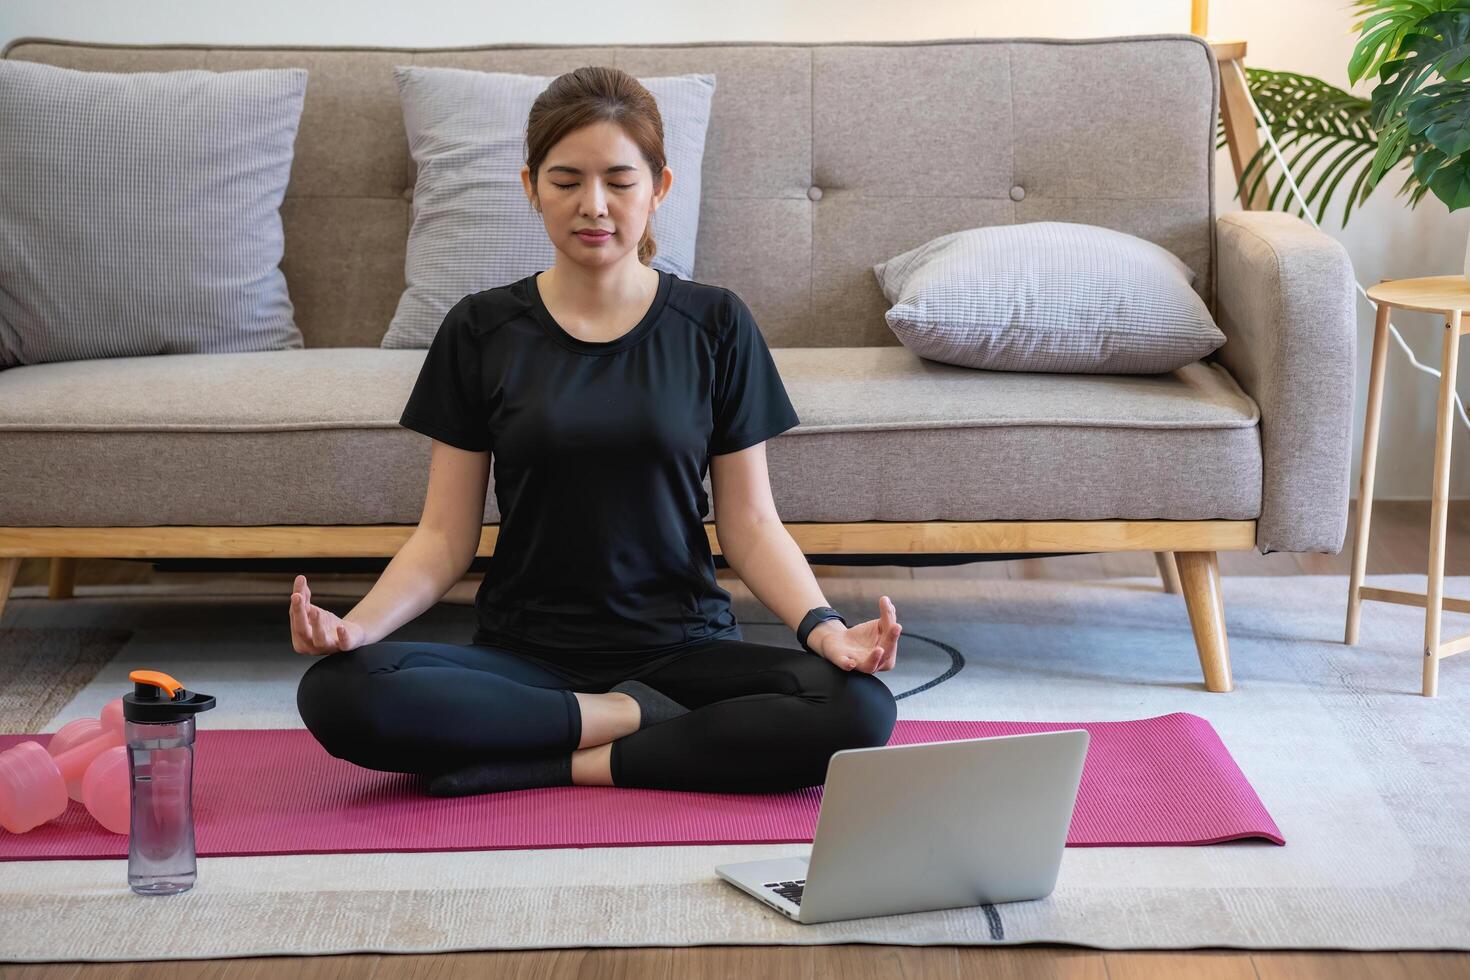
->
<box><xmin>339</xmin><ymin>439</ymin><xmax>491</xmax><ymax>645</ymax></box>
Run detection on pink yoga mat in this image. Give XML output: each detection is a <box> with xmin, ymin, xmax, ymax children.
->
<box><xmin>0</xmin><ymin>711</ymin><xmax>1283</xmax><ymax>861</ymax></box>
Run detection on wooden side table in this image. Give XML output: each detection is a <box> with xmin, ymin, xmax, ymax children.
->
<box><xmin>1346</xmin><ymin>274</ymin><xmax>1470</xmax><ymax>697</ymax></box>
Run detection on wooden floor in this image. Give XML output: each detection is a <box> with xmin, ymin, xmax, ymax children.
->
<box><xmin>0</xmin><ymin>948</ymin><xmax>1467</xmax><ymax>980</ymax></box>
<box><xmin>3</xmin><ymin>499</ymin><xmax>1468</xmax><ymax>978</ymax></box>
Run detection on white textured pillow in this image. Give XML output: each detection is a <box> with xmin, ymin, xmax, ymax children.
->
<box><xmin>873</xmin><ymin>221</ymin><xmax>1224</xmax><ymax>374</ymax></box>
<box><xmin>381</xmin><ymin>67</ymin><xmax>715</xmax><ymax>349</ymax></box>
<box><xmin>0</xmin><ymin>60</ymin><xmax>308</xmax><ymax>369</ymax></box>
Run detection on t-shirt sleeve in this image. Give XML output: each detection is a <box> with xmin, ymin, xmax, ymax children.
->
<box><xmin>709</xmin><ymin>288</ymin><xmax>800</xmax><ymax>456</ymax></box>
<box><xmin>398</xmin><ymin>295</ymin><xmax>493</xmax><ymax>453</ymax></box>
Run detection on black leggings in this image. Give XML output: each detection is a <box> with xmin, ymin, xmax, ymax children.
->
<box><xmin>295</xmin><ymin>636</ymin><xmax>898</xmax><ymax>793</ymax></box>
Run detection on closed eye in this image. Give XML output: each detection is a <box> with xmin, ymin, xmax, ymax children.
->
<box><xmin>553</xmin><ymin>182</ymin><xmax>635</xmax><ymax>189</ymax></box>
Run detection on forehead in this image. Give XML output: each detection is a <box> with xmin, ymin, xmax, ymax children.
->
<box><xmin>545</xmin><ymin>121</ymin><xmax>644</xmax><ymax>173</ymax></box>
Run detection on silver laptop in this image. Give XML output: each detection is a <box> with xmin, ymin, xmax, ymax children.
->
<box><xmin>715</xmin><ymin>728</ymin><xmax>1089</xmax><ymax>924</ymax></box>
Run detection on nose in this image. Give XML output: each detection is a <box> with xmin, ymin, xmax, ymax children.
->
<box><xmin>579</xmin><ymin>182</ymin><xmax>610</xmax><ymax>216</ymax></box>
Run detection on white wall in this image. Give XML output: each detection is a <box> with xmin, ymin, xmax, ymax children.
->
<box><xmin>5</xmin><ymin>0</ymin><xmax>1466</xmax><ymax>501</ymax></box>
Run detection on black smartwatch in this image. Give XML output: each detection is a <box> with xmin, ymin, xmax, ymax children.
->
<box><xmin>797</xmin><ymin>605</ymin><xmax>849</xmax><ymax>654</ymax></box>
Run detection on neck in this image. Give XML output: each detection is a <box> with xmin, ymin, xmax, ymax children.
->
<box><xmin>542</xmin><ymin>257</ymin><xmax>656</xmax><ymax>315</ymax></box>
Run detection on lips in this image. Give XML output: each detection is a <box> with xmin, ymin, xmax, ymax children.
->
<box><xmin>576</xmin><ymin>230</ymin><xmax>612</xmax><ymax>238</ymax></box>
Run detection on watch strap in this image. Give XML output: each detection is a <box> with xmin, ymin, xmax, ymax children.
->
<box><xmin>797</xmin><ymin>605</ymin><xmax>848</xmax><ymax>654</ymax></box>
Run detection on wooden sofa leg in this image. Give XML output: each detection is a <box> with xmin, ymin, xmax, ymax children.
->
<box><xmin>1174</xmin><ymin>550</ymin><xmax>1234</xmax><ymax>693</ymax></box>
<box><xmin>1155</xmin><ymin>551</ymin><xmax>1181</xmax><ymax>594</ymax></box>
<box><xmin>0</xmin><ymin>557</ymin><xmax>19</xmax><ymax>623</ymax></box>
<box><xmin>49</xmin><ymin>557</ymin><xmax>79</xmax><ymax>599</ymax></box>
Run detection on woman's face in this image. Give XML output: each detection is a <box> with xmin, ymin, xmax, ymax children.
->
<box><xmin>521</xmin><ymin>120</ymin><xmax>673</xmax><ymax>271</ymax></box>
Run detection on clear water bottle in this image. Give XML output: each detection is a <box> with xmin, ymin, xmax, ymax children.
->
<box><xmin>122</xmin><ymin>669</ymin><xmax>216</xmax><ymax>896</ymax></box>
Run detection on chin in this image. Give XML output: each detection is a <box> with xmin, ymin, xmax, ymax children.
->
<box><xmin>562</xmin><ymin>244</ymin><xmax>634</xmax><ymax>265</ymax></box>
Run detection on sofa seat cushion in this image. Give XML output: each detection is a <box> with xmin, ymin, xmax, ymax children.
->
<box><xmin>773</xmin><ymin>347</ymin><xmax>1260</xmax><ymax>525</ymax></box>
<box><xmin>0</xmin><ymin>346</ymin><xmax>1261</xmax><ymax>526</ymax></box>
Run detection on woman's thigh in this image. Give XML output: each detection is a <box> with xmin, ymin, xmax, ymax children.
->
<box><xmin>295</xmin><ymin>640</ymin><xmax>584</xmax><ymax>774</ymax></box>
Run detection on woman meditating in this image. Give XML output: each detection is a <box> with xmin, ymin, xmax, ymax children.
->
<box><xmin>293</xmin><ymin>66</ymin><xmax>902</xmax><ymax>798</ymax></box>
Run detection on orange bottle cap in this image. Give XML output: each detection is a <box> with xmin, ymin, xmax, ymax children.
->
<box><xmin>129</xmin><ymin>669</ymin><xmax>184</xmax><ymax>699</ymax></box>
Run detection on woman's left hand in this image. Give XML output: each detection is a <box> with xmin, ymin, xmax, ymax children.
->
<box><xmin>813</xmin><ymin>596</ymin><xmax>901</xmax><ymax>673</ymax></box>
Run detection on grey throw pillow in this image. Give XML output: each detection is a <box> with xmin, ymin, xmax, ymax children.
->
<box><xmin>381</xmin><ymin>66</ymin><xmax>715</xmax><ymax>349</ymax></box>
<box><xmin>873</xmin><ymin>221</ymin><xmax>1225</xmax><ymax>374</ymax></box>
<box><xmin>0</xmin><ymin>60</ymin><xmax>308</xmax><ymax>369</ymax></box>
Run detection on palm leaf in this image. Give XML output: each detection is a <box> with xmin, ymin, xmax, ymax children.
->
<box><xmin>1214</xmin><ymin>68</ymin><xmax>1389</xmax><ymax>227</ymax></box>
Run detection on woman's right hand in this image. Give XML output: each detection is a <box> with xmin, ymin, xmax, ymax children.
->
<box><xmin>290</xmin><ymin>574</ymin><xmax>367</xmax><ymax>656</ymax></box>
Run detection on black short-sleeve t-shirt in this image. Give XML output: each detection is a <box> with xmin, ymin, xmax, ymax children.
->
<box><xmin>398</xmin><ymin>268</ymin><xmax>800</xmax><ymax>659</ymax></box>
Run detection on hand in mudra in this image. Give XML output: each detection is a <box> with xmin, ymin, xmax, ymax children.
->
<box><xmin>289</xmin><ymin>574</ymin><xmax>367</xmax><ymax>656</ymax></box>
<box><xmin>815</xmin><ymin>596</ymin><xmax>901</xmax><ymax>673</ymax></box>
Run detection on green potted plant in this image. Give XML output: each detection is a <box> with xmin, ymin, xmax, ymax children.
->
<box><xmin>1221</xmin><ymin>0</ymin><xmax>1470</xmax><ymax>271</ymax></box>
<box><xmin>1357</xmin><ymin>0</ymin><xmax>1470</xmax><ymax>271</ymax></box>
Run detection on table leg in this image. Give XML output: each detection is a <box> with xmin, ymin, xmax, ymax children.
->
<box><xmin>1347</xmin><ymin>301</ymin><xmax>1392</xmax><ymax>645</ymax></box>
<box><xmin>1424</xmin><ymin>309</ymin><xmax>1462</xmax><ymax>698</ymax></box>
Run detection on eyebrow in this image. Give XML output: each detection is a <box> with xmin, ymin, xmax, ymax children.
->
<box><xmin>546</xmin><ymin>164</ymin><xmax>639</xmax><ymax>175</ymax></box>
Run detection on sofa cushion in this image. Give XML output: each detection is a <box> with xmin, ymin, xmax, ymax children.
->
<box><xmin>873</xmin><ymin>221</ymin><xmax>1225</xmax><ymax>374</ymax></box>
<box><xmin>0</xmin><ymin>59</ymin><xmax>309</xmax><ymax>368</ymax></box>
<box><xmin>0</xmin><ymin>346</ymin><xmax>1260</xmax><ymax>526</ymax></box>
<box><xmin>380</xmin><ymin>67</ymin><xmax>716</xmax><ymax>349</ymax></box>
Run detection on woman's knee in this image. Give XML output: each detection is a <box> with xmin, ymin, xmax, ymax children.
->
<box><xmin>776</xmin><ymin>670</ymin><xmax>895</xmax><ymax>790</ymax></box>
<box><xmin>296</xmin><ymin>648</ymin><xmax>387</xmax><ymax>762</ymax></box>
<box><xmin>805</xmin><ymin>661</ymin><xmax>898</xmax><ymax>750</ymax></box>
<box><xmin>838</xmin><ymin>670</ymin><xmax>898</xmax><ymax>747</ymax></box>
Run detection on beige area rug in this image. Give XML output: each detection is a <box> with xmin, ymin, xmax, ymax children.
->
<box><xmin>0</xmin><ymin>626</ymin><xmax>132</xmax><ymax>734</ymax></box>
<box><xmin>0</xmin><ymin>572</ymin><xmax>1467</xmax><ymax>961</ymax></box>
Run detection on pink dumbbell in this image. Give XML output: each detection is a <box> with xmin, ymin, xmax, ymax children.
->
<box><xmin>0</xmin><ymin>697</ymin><xmax>131</xmax><ymax>835</ymax></box>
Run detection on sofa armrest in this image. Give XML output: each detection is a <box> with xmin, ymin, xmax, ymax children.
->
<box><xmin>1213</xmin><ymin>210</ymin><xmax>1357</xmax><ymax>555</ymax></box>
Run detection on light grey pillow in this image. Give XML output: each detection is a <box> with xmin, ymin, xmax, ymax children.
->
<box><xmin>381</xmin><ymin>66</ymin><xmax>715</xmax><ymax>349</ymax></box>
<box><xmin>873</xmin><ymin>221</ymin><xmax>1225</xmax><ymax>374</ymax></box>
<box><xmin>0</xmin><ymin>60</ymin><xmax>308</xmax><ymax>369</ymax></box>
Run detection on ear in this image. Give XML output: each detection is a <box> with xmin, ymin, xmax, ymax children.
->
<box><xmin>520</xmin><ymin>165</ymin><xmax>538</xmax><ymax>209</ymax></box>
<box><xmin>653</xmin><ymin>165</ymin><xmax>674</xmax><ymax>209</ymax></box>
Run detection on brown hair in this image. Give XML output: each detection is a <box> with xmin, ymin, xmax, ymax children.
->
<box><xmin>525</xmin><ymin>67</ymin><xmax>666</xmax><ymax>266</ymax></box>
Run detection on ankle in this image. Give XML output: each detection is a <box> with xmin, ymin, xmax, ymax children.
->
<box><xmin>596</xmin><ymin>690</ymin><xmax>641</xmax><ymax>734</ymax></box>
<box><xmin>609</xmin><ymin>690</ymin><xmax>640</xmax><ymax>725</ymax></box>
<box><xmin>572</xmin><ymin>691</ymin><xmax>641</xmax><ymax>748</ymax></box>
<box><xmin>571</xmin><ymin>743</ymin><xmax>615</xmax><ymax>786</ymax></box>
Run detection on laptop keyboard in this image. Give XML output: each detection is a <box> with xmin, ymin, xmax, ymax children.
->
<box><xmin>764</xmin><ymin>880</ymin><xmax>805</xmax><ymax>905</ymax></box>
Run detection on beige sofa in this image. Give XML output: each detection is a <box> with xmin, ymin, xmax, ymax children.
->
<box><xmin>0</xmin><ymin>34</ymin><xmax>1357</xmax><ymax>693</ymax></box>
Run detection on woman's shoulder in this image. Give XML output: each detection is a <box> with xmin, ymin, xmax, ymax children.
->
<box><xmin>455</xmin><ymin>275</ymin><xmax>540</xmax><ymax>338</ymax></box>
<box><xmin>670</xmin><ymin>272</ymin><xmax>738</xmax><ymax>306</ymax></box>
<box><xmin>665</xmin><ymin>273</ymin><xmax>744</xmax><ymax>338</ymax></box>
